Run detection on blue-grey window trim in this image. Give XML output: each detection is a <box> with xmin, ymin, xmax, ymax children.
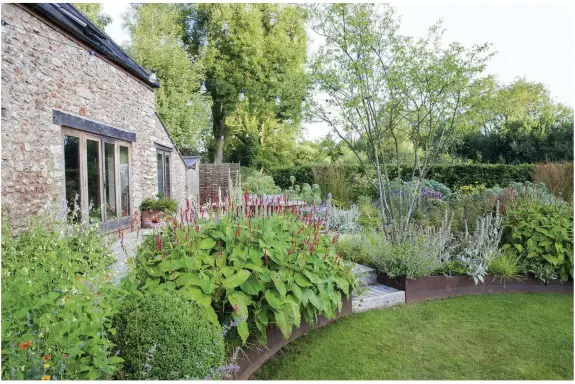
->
<box><xmin>154</xmin><ymin>143</ymin><xmax>173</xmax><ymax>152</ymax></box>
<box><xmin>53</xmin><ymin>110</ymin><xmax>136</xmax><ymax>142</ymax></box>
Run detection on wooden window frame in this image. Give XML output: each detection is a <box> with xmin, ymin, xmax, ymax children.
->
<box><xmin>156</xmin><ymin>149</ymin><xmax>171</xmax><ymax>198</ymax></box>
<box><xmin>61</xmin><ymin>127</ymin><xmax>132</xmax><ymax>231</ymax></box>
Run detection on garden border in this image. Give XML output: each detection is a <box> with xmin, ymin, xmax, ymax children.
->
<box><xmin>377</xmin><ymin>274</ymin><xmax>573</xmax><ymax>303</ymax></box>
<box><xmin>233</xmin><ymin>297</ymin><xmax>352</xmax><ymax>380</ymax></box>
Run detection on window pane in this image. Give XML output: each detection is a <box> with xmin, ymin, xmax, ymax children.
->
<box><xmin>165</xmin><ymin>154</ymin><xmax>170</xmax><ymax>197</ymax></box>
<box><xmin>86</xmin><ymin>139</ymin><xmax>101</xmax><ymax>221</ymax></box>
<box><xmin>157</xmin><ymin>152</ymin><xmax>164</xmax><ymax>198</ymax></box>
<box><xmin>64</xmin><ymin>135</ymin><xmax>81</xmax><ymax>221</ymax></box>
<box><xmin>120</xmin><ymin>146</ymin><xmax>130</xmax><ymax>217</ymax></box>
<box><xmin>104</xmin><ymin>142</ymin><xmax>116</xmax><ymax>220</ymax></box>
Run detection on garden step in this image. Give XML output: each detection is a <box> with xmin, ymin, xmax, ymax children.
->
<box><xmin>352</xmin><ymin>284</ymin><xmax>405</xmax><ymax>313</ymax></box>
<box><xmin>351</xmin><ymin>263</ymin><xmax>378</xmax><ymax>286</ymax></box>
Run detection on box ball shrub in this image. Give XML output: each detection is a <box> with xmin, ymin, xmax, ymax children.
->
<box><xmin>113</xmin><ymin>290</ymin><xmax>225</xmax><ymax>380</ymax></box>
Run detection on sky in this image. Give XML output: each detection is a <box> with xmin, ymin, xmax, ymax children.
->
<box><xmin>101</xmin><ymin>1</ymin><xmax>574</xmax><ymax>141</ymax></box>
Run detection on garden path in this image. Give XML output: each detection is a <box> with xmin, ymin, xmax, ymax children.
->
<box><xmin>108</xmin><ymin>229</ymin><xmax>154</xmax><ymax>284</ymax></box>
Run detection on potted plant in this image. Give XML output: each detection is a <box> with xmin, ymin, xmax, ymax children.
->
<box><xmin>140</xmin><ymin>196</ymin><xmax>178</xmax><ymax>229</ymax></box>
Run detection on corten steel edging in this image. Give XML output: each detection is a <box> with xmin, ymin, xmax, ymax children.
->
<box><xmin>377</xmin><ymin>274</ymin><xmax>574</xmax><ymax>303</ymax></box>
<box><xmin>233</xmin><ymin>297</ymin><xmax>352</xmax><ymax>380</ymax></box>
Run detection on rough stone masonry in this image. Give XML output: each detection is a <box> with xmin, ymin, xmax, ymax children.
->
<box><xmin>1</xmin><ymin>3</ymin><xmax>187</xmax><ymax>227</ymax></box>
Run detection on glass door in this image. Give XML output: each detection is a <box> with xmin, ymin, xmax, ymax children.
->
<box><xmin>86</xmin><ymin>137</ymin><xmax>102</xmax><ymax>221</ymax></box>
<box><xmin>102</xmin><ymin>141</ymin><xmax>118</xmax><ymax>230</ymax></box>
<box><xmin>61</xmin><ymin>128</ymin><xmax>131</xmax><ymax>232</ymax></box>
<box><xmin>118</xmin><ymin>145</ymin><xmax>131</xmax><ymax>227</ymax></box>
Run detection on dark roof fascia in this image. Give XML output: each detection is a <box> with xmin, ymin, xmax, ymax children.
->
<box><xmin>21</xmin><ymin>3</ymin><xmax>160</xmax><ymax>89</ymax></box>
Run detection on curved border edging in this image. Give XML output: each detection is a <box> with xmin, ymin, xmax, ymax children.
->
<box><xmin>377</xmin><ymin>273</ymin><xmax>574</xmax><ymax>303</ymax></box>
<box><xmin>233</xmin><ymin>298</ymin><xmax>353</xmax><ymax>380</ymax></box>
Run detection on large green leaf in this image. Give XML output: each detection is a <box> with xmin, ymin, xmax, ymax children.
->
<box><xmin>291</xmin><ymin>282</ymin><xmax>304</xmax><ymax>303</ymax></box>
<box><xmin>222</xmin><ymin>269</ymin><xmax>251</xmax><ymax>289</ymax></box>
<box><xmin>146</xmin><ymin>265</ymin><xmax>165</xmax><ymax>277</ymax></box>
<box><xmin>248</xmin><ymin>247</ymin><xmax>263</xmax><ymax>264</ymax></box>
<box><xmin>305</xmin><ymin>288</ymin><xmax>322</xmax><ymax>311</ymax></box>
<box><xmin>199</xmin><ymin>237</ymin><xmax>217</xmax><ymax>250</ymax></box>
<box><xmin>265</xmin><ymin>289</ymin><xmax>282</xmax><ymax>310</ymax></box>
<box><xmin>244</xmin><ymin>263</ymin><xmax>265</xmax><ymax>272</ymax></box>
<box><xmin>255</xmin><ymin>309</ymin><xmax>269</xmax><ymax>344</ymax></box>
<box><xmin>240</xmin><ymin>274</ymin><xmax>264</xmax><ymax>295</ymax></box>
<box><xmin>267</xmin><ymin>248</ymin><xmax>285</xmax><ymax>265</ymax></box>
<box><xmin>236</xmin><ymin>317</ymin><xmax>249</xmax><ymax>344</ymax></box>
<box><xmin>204</xmin><ymin>306</ymin><xmax>219</xmax><ymax>326</ymax></box>
<box><xmin>294</xmin><ymin>272</ymin><xmax>313</xmax><ymax>287</ymax></box>
<box><xmin>175</xmin><ymin>273</ymin><xmax>202</xmax><ymax>287</ymax></box>
<box><xmin>303</xmin><ymin>269</ymin><xmax>321</xmax><ymax>285</ymax></box>
<box><xmin>199</xmin><ymin>277</ymin><xmax>217</xmax><ymax>295</ymax></box>
<box><xmin>271</xmin><ymin>271</ymin><xmax>287</xmax><ymax>297</ymax></box>
<box><xmin>181</xmin><ymin>287</ymin><xmax>211</xmax><ymax>307</ymax></box>
<box><xmin>274</xmin><ymin>309</ymin><xmax>291</xmax><ymax>339</ymax></box>
<box><xmin>333</xmin><ymin>277</ymin><xmax>350</xmax><ymax>295</ymax></box>
<box><xmin>228</xmin><ymin>291</ymin><xmax>251</xmax><ymax>319</ymax></box>
<box><xmin>284</xmin><ymin>295</ymin><xmax>301</xmax><ymax>328</ymax></box>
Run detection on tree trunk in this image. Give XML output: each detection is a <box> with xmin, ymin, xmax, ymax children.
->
<box><xmin>212</xmin><ymin>102</ymin><xmax>226</xmax><ymax>164</ymax></box>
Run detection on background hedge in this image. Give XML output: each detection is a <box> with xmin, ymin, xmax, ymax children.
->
<box><xmin>267</xmin><ymin>164</ymin><xmax>536</xmax><ymax>201</ymax></box>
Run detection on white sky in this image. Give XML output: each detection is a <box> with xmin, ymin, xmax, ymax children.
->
<box><xmin>100</xmin><ymin>1</ymin><xmax>574</xmax><ymax>141</ymax></box>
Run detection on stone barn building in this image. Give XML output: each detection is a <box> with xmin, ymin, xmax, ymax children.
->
<box><xmin>1</xmin><ymin>3</ymin><xmax>190</xmax><ymax>231</ymax></box>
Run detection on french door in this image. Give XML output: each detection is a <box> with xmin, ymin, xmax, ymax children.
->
<box><xmin>62</xmin><ymin>128</ymin><xmax>132</xmax><ymax>231</ymax></box>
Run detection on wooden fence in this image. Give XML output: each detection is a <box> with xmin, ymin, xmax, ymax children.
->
<box><xmin>198</xmin><ymin>163</ymin><xmax>240</xmax><ymax>204</ymax></box>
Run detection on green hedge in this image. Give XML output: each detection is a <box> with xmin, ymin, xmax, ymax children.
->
<box><xmin>268</xmin><ymin>164</ymin><xmax>536</xmax><ymax>200</ymax></box>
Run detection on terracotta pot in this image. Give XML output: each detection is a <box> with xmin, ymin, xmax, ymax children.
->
<box><xmin>141</xmin><ymin>210</ymin><xmax>166</xmax><ymax>229</ymax></box>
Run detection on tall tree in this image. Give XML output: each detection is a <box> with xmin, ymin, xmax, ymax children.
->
<box><xmin>73</xmin><ymin>3</ymin><xmax>112</xmax><ymax>29</ymax></box>
<box><xmin>308</xmin><ymin>4</ymin><xmax>493</xmax><ymax>237</ymax></box>
<box><xmin>124</xmin><ymin>4</ymin><xmax>211</xmax><ymax>153</ymax></box>
<box><xmin>181</xmin><ymin>4</ymin><xmax>309</xmax><ymax>163</ymax></box>
<box><xmin>454</xmin><ymin>78</ymin><xmax>574</xmax><ymax>163</ymax></box>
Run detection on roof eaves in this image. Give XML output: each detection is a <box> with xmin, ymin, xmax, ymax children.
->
<box><xmin>22</xmin><ymin>3</ymin><xmax>160</xmax><ymax>88</ymax></box>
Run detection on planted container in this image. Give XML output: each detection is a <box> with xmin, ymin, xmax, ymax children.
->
<box><xmin>378</xmin><ymin>273</ymin><xmax>573</xmax><ymax>303</ymax></box>
<box><xmin>140</xmin><ymin>197</ymin><xmax>177</xmax><ymax>229</ymax></box>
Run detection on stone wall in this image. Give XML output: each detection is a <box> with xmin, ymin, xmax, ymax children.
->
<box><xmin>1</xmin><ymin>3</ymin><xmax>187</xmax><ymax>227</ymax></box>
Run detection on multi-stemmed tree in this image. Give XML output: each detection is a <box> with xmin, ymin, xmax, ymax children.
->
<box><xmin>308</xmin><ymin>3</ymin><xmax>494</xmax><ymax>239</ymax></box>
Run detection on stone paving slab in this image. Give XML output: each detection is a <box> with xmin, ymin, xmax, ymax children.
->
<box><xmin>352</xmin><ymin>284</ymin><xmax>405</xmax><ymax>313</ymax></box>
<box><xmin>109</xmin><ymin>229</ymin><xmax>154</xmax><ymax>284</ymax></box>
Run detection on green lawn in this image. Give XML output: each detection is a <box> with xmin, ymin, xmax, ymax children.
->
<box><xmin>256</xmin><ymin>293</ymin><xmax>573</xmax><ymax>380</ymax></box>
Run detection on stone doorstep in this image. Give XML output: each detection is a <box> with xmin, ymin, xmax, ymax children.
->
<box><xmin>352</xmin><ymin>284</ymin><xmax>405</xmax><ymax>313</ymax></box>
<box><xmin>351</xmin><ymin>262</ymin><xmax>378</xmax><ymax>286</ymax></box>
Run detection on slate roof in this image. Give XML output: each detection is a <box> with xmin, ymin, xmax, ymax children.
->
<box><xmin>22</xmin><ymin>3</ymin><xmax>160</xmax><ymax>88</ymax></box>
<box><xmin>183</xmin><ymin>156</ymin><xmax>200</xmax><ymax>169</ymax></box>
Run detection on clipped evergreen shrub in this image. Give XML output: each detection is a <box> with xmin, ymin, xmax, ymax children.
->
<box><xmin>113</xmin><ymin>290</ymin><xmax>225</xmax><ymax>380</ymax></box>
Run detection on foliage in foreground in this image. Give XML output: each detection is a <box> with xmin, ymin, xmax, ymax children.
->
<box><xmin>1</xmin><ymin>220</ymin><xmax>122</xmax><ymax>380</ymax></box>
<box><xmin>112</xmin><ymin>290</ymin><xmax>225</xmax><ymax>380</ymax></box>
<box><xmin>135</xmin><ymin>209</ymin><xmax>356</xmax><ymax>345</ymax></box>
<box><xmin>502</xmin><ymin>200</ymin><xmax>573</xmax><ymax>282</ymax></box>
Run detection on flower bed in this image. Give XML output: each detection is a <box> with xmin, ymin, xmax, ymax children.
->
<box><xmin>377</xmin><ymin>273</ymin><xmax>573</xmax><ymax>303</ymax></box>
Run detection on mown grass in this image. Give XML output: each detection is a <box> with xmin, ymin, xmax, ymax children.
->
<box><xmin>257</xmin><ymin>293</ymin><xmax>573</xmax><ymax>380</ymax></box>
